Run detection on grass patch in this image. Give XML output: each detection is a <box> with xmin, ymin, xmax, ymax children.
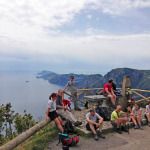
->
<box><xmin>14</xmin><ymin>123</ymin><xmax>59</xmax><ymax>150</ymax></box>
<box><xmin>74</xmin><ymin>127</ymin><xmax>90</xmax><ymax>139</ymax></box>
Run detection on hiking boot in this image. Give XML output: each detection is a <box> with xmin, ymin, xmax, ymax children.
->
<box><xmin>94</xmin><ymin>134</ymin><xmax>99</xmax><ymax>141</ymax></box>
<box><xmin>139</xmin><ymin>125</ymin><xmax>143</xmax><ymax>130</ymax></box>
<box><xmin>116</xmin><ymin>128</ymin><xmax>122</xmax><ymax>134</ymax></box>
<box><xmin>74</xmin><ymin>121</ymin><xmax>82</xmax><ymax>126</ymax></box>
<box><xmin>97</xmin><ymin>131</ymin><xmax>105</xmax><ymax>139</ymax></box>
<box><xmin>74</xmin><ymin>108</ymin><xmax>81</xmax><ymax>111</ymax></box>
<box><xmin>134</xmin><ymin>125</ymin><xmax>139</xmax><ymax>129</ymax></box>
<box><xmin>122</xmin><ymin>126</ymin><xmax>128</xmax><ymax>132</ymax></box>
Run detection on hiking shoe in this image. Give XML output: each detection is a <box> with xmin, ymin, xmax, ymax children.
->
<box><xmin>94</xmin><ymin>134</ymin><xmax>99</xmax><ymax>141</ymax></box>
<box><xmin>139</xmin><ymin>126</ymin><xmax>143</xmax><ymax>130</ymax></box>
<box><xmin>134</xmin><ymin>125</ymin><xmax>139</xmax><ymax>129</ymax></box>
<box><xmin>122</xmin><ymin>126</ymin><xmax>128</xmax><ymax>132</ymax></box>
<box><xmin>116</xmin><ymin>128</ymin><xmax>122</xmax><ymax>134</ymax></box>
<box><xmin>97</xmin><ymin>131</ymin><xmax>105</xmax><ymax>139</ymax></box>
<box><xmin>74</xmin><ymin>121</ymin><xmax>82</xmax><ymax>126</ymax></box>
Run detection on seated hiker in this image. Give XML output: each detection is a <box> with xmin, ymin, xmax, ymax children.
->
<box><xmin>145</xmin><ymin>101</ymin><xmax>150</xmax><ymax>127</ymax></box>
<box><xmin>63</xmin><ymin>98</ymin><xmax>71</xmax><ymax>110</ymax></box>
<box><xmin>85</xmin><ymin>109</ymin><xmax>105</xmax><ymax>141</ymax></box>
<box><xmin>46</xmin><ymin>93</ymin><xmax>64</xmax><ymax>133</ymax></box>
<box><xmin>111</xmin><ymin>105</ymin><xmax>128</xmax><ymax>134</ymax></box>
<box><xmin>56</xmin><ymin>89</ymin><xmax>82</xmax><ymax>126</ymax></box>
<box><xmin>124</xmin><ymin>105</ymin><xmax>132</xmax><ymax>122</ymax></box>
<box><xmin>103</xmin><ymin>79</ymin><xmax>117</xmax><ymax>107</ymax></box>
<box><xmin>131</xmin><ymin>103</ymin><xmax>143</xmax><ymax>130</ymax></box>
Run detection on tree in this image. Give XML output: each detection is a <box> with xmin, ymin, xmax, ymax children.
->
<box><xmin>14</xmin><ymin>110</ymin><xmax>35</xmax><ymax>134</ymax></box>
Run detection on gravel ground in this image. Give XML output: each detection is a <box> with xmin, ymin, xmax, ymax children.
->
<box><xmin>47</xmin><ymin>126</ymin><xmax>150</xmax><ymax>150</ymax></box>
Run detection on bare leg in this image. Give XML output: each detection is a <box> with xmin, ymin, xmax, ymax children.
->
<box><xmin>115</xmin><ymin>120</ymin><xmax>121</xmax><ymax>128</ymax></box>
<box><xmin>98</xmin><ymin>123</ymin><xmax>103</xmax><ymax>132</ymax></box>
<box><xmin>136</xmin><ymin>115</ymin><xmax>141</xmax><ymax>125</ymax></box>
<box><xmin>131</xmin><ymin>116</ymin><xmax>137</xmax><ymax>125</ymax></box>
<box><xmin>89</xmin><ymin>123</ymin><xmax>97</xmax><ymax>134</ymax></box>
<box><xmin>58</xmin><ymin>116</ymin><xmax>64</xmax><ymax>126</ymax></box>
<box><xmin>108</xmin><ymin>95</ymin><xmax>115</xmax><ymax>105</ymax></box>
<box><xmin>54</xmin><ymin>117</ymin><xmax>64</xmax><ymax>133</ymax></box>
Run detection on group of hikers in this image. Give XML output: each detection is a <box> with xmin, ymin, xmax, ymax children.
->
<box><xmin>46</xmin><ymin>76</ymin><xmax>150</xmax><ymax>141</ymax></box>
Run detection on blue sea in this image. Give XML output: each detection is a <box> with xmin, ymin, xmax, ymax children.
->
<box><xmin>0</xmin><ymin>70</ymin><xmax>63</xmax><ymax>121</ymax></box>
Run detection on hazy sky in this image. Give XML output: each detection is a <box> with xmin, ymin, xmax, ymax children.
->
<box><xmin>0</xmin><ymin>0</ymin><xmax>150</xmax><ymax>74</ymax></box>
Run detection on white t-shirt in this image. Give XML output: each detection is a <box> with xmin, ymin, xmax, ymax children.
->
<box><xmin>132</xmin><ymin>107</ymin><xmax>142</xmax><ymax>114</ymax></box>
<box><xmin>145</xmin><ymin>105</ymin><xmax>150</xmax><ymax>114</ymax></box>
<box><xmin>85</xmin><ymin>112</ymin><xmax>100</xmax><ymax>125</ymax></box>
<box><xmin>47</xmin><ymin>100</ymin><xmax>56</xmax><ymax>112</ymax></box>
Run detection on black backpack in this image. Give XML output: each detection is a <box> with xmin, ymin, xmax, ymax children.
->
<box><xmin>64</xmin><ymin>120</ymin><xmax>78</xmax><ymax>135</ymax></box>
<box><xmin>95</xmin><ymin>106</ymin><xmax>111</xmax><ymax>121</ymax></box>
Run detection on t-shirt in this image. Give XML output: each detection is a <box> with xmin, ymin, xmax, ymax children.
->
<box><xmin>103</xmin><ymin>83</ymin><xmax>112</xmax><ymax>93</ymax></box>
<box><xmin>66</xmin><ymin>81</ymin><xmax>77</xmax><ymax>93</ymax></box>
<box><xmin>47</xmin><ymin>99</ymin><xmax>56</xmax><ymax>112</ymax></box>
<box><xmin>56</xmin><ymin>95</ymin><xmax>63</xmax><ymax>110</ymax></box>
<box><xmin>85</xmin><ymin>112</ymin><xmax>100</xmax><ymax>125</ymax></box>
<box><xmin>146</xmin><ymin>105</ymin><xmax>150</xmax><ymax>113</ymax></box>
<box><xmin>132</xmin><ymin>107</ymin><xmax>142</xmax><ymax>114</ymax></box>
<box><xmin>111</xmin><ymin>110</ymin><xmax>123</xmax><ymax>121</ymax></box>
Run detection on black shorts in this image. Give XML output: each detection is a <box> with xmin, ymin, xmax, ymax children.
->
<box><xmin>103</xmin><ymin>92</ymin><xmax>108</xmax><ymax>97</ymax></box>
<box><xmin>48</xmin><ymin>111</ymin><xmax>58</xmax><ymax>121</ymax></box>
<box><xmin>86</xmin><ymin>123</ymin><xmax>98</xmax><ymax>131</ymax></box>
<box><xmin>111</xmin><ymin>120</ymin><xmax>117</xmax><ymax>128</ymax></box>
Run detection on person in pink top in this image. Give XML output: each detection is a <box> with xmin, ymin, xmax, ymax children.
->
<box><xmin>103</xmin><ymin>79</ymin><xmax>117</xmax><ymax>107</ymax></box>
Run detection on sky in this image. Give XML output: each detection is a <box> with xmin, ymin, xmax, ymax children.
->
<box><xmin>0</xmin><ymin>0</ymin><xmax>150</xmax><ymax>75</ymax></box>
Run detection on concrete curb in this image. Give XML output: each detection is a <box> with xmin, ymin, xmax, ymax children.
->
<box><xmin>76</xmin><ymin>119</ymin><xmax>148</xmax><ymax>136</ymax></box>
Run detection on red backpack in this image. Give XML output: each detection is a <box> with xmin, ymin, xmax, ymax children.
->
<box><xmin>57</xmin><ymin>133</ymin><xmax>79</xmax><ymax>147</ymax></box>
<box><xmin>63</xmin><ymin>136</ymin><xmax>79</xmax><ymax>146</ymax></box>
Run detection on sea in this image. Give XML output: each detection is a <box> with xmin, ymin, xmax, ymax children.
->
<box><xmin>0</xmin><ymin>70</ymin><xmax>63</xmax><ymax>121</ymax></box>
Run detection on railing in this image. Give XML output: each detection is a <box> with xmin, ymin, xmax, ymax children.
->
<box><xmin>63</xmin><ymin>88</ymin><xmax>150</xmax><ymax>104</ymax></box>
<box><xmin>63</xmin><ymin>88</ymin><xmax>104</xmax><ymax>105</ymax></box>
<box><xmin>131</xmin><ymin>89</ymin><xmax>150</xmax><ymax>103</ymax></box>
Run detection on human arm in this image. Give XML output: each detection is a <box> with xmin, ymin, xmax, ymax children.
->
<box><xmin>98</xmin><ymin>116</ymin><xmax>103</xmax><ymax>124</ymax></box>
<box><xmin>86</xmin><ymin>117</ymin><xmax>100</xmax><ymax>127</ymax></box>
<box><xmin>46</xmin><ymin>108</ymin><xmax>50</xmax><ymax>120</ymax></box>
<box><xmin>111</xmin><ymin>87</ymin><xmax>116</xmax><ymax>97</ymax></box>
<box><xmin>105</xmin><ymin>88</ymin><xmax>111</xmax><ymax>95</ymax></box>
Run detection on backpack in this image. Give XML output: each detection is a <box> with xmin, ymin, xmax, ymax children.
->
<box><xmin>64</xmin><ymin>120</ymin><xmax>78</xmax><ymax>135</ymax></box>
<box><xmin>57</xmin><ymin>133</ymin><xmax>79</xmax><ymax>147</ymax></box>
<box><xmin>95</xmin><ymin>106</ymin><xmax>111</xmax><ymax>121</ymax></box>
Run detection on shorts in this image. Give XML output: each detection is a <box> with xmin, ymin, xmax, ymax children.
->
<box><xmin>48</xmin><ymin>111</ymin><xmax>58</xmax><ymax>121</ymax></box>
<box><xmin>111</xmin><ymin>120</ymin><xmax>117</xmax><ymax>128</ymax></box>
<box><xmin>103</xmin><ymin>92</ymin><xmax>108</xmax><ymax>97</ymax></box>
<box><xmin>86</xmin><ymin>123</ymin><xmax>98</xmax><ymax>131</ymax></box>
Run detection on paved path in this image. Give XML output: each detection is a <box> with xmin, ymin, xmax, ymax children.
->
<box><xmin>47</xmin><ymin>126</ymin><xmax>150</xmax><ymax>150</ymax></box>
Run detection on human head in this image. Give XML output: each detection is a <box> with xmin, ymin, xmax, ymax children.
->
<box><xmin>127</xmin><ymin>105</ymin><xmax>132</xmax><ymax>111</ymax></box>
<box><xmin>135</xmin><ymin>103</ymin><xmax>140</xmax><ymax>110</ymax></box>
<box><xmin>49</xmin><ymin>93</ymin><xmax>57</xmax><ymax>100</ymax></box>
<box><xmin>58</xmin><ymin>89</ymin><xmax>63</xmax><ymax>96</ymax></box>
<box><xmin>70</xmin><ymin>76</ymin><xmax>74</xmax><ymax>81</ymax></box>
<box><xmin>108</xmin><ymin>79</ymin><xmax>113</xmax><ymax>85</ymax></box>
<box><xmin>90</xmin><ymin>109</ymin><xmax>95</xmax><ymax>116</ymax></box>
<box><xmin>116</xmin><ymin>105</ymin><xmax>122</xmax><ymax>112</ymax></box>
